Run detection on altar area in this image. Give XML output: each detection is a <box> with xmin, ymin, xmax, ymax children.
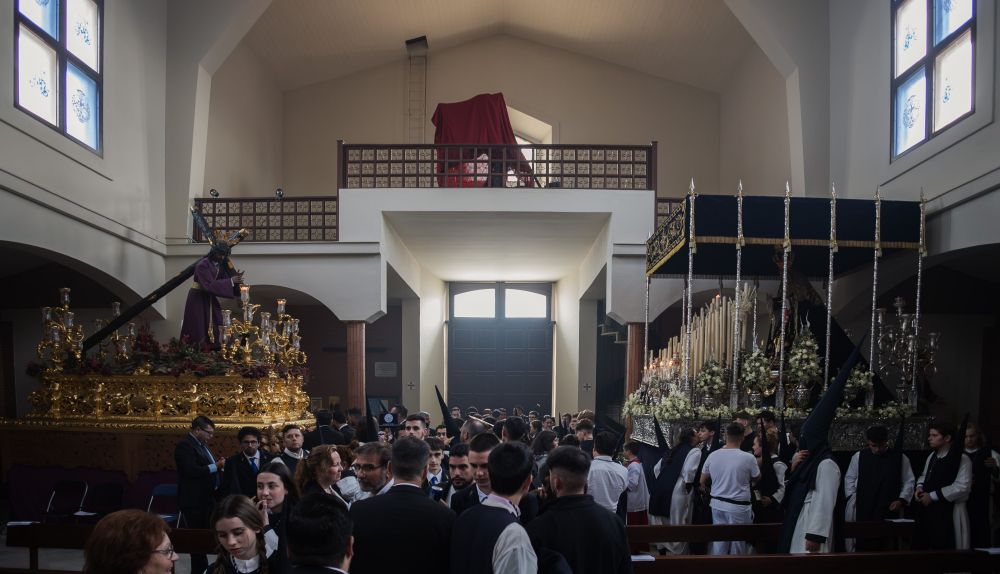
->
<box><xmin>630</xmin><ymin>184</ymin><xmax>936</xmax><ymax>450</ymax></box>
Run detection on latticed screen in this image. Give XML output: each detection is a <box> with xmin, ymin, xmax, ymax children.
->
<box><xmin>196</xmin><ymin>198</ymin><xmax>338</xmax><ymax>242</ymax></box>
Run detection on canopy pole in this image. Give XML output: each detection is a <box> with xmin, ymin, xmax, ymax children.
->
<box><xmin>823</xmin><ymin>183</ymin><xmax>837</xmax><ymax>393</ymax></box>
<box><xmin>730</xmin><ymin>180</ymin><xmax>744</xmax><ymax>410</ymax></box>
<box><xmin>684</xmin><ymin>179</ymin><xmax>696</xmax><ymax>401</ymax></box>
<box><xmin>910</xmin><ymin>191</ymin><xmax>926</xmax><ymax>410</ymax></box>
<box><xmin>869</xmin><ymin>186</ymin><xmax>882</xmax><ymax>408</ymax></box>
<box><xmin>776</xmin><ymin>182</ymin><xmax>792</xmax><ymax>411</ymax></box>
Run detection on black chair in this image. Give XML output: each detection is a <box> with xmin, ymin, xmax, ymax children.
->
<box><xmin>75</xmin><ymin>483</ymin><xmax>123</xmax><ymax>523</ymax></box>
<box><xmin>42</xmin><ymin>480</ymin><xmax>88</xmax><ymax>523</ymax></box>
<box><xmin>147</xmin><ymin>483</ymin><xmax>182</xmax><ymax>527</ymax></box>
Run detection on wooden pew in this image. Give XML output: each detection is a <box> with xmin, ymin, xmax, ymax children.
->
<box><xmin>626</xmin><ymin>520</ymin><xmax>915</xmax><ymax>544</ymax></box>
<box><xmin>4</xmin><ymin>523</ymin><xmax>216</xmax><ymax>573</ymax></box>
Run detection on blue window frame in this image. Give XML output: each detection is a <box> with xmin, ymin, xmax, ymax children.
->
<box><xmin>891</xmin><ymin>0</ymin><xmax>975</xmax><ymax>158</ymax></box>
<box><xmin>15</xmin><ymin>0</ymin><xmax>103</xmax><ymax>153</ymax></box>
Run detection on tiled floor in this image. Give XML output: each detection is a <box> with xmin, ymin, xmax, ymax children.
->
<box><xmin>0</xmin><ymin>536</ymin><xmax>209</xmax><ymax>573</ymax></box>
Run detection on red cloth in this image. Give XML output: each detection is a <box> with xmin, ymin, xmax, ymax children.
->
<box><xmin>431</xmin><ymin>93</ymin><xmax>533</xmax><ymax>187</ymax></box>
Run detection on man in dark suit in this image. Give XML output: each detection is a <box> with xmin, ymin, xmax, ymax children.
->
<box><xmin>288</xmin><ymin>492</ymin><xmax>353</xmax><ymax>574</ymax></box>
<box><xmin>223</xmin><ymin>426</ymin><xmax>274</xmax><ymax>498</ymax></box>
<box><xmin>174</xmin><ymin>415</ymin><xmax>225</xmax><ymax>574</ymax></box>
<box><xmin>303</xmin><ymin>409</ymin><xmax>346</xmax><ymax>450</ymax></box>
<box><xmin>332</xmin><ymin>409</ymin><xmax>355</xmax><ymax>443</ymax></box>
<box><xmin>350</xmin><ymin>437</ymin><xmax>455</xmax><ymax>574</ymax></box>
<box><xmin>451</xmin><ymin>432</ymin><xmax>539</xmax><ymax>523</ymax></box>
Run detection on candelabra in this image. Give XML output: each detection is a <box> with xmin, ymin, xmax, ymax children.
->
<box><xmin>36</xmin><ymin>288</ymin><xmax>85</xmax><ymax>372</ymax></box>
<box><xmin>94</xmin><ymin>302</ymin><xmax>136</xmax><ymax>363</ymax></box>
<box><xmin>876</xmin><ymin>296</ymin><xmax>940</xmax><ymax>405</ymax></box>
<box><xmin>220</xmin><ymin>287</ymin><xmax>307</xmax><ymax>371</ymax></box>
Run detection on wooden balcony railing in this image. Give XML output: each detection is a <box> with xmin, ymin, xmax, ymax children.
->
<box><xmin>338</xmin><ymin>140</ymin><xmax>657</xmax><ymax>190</ymax></box>
<box><xmin>192</xmin><ymin>196</ymin><xmax>338</xmax><ymax>242</ymax></box>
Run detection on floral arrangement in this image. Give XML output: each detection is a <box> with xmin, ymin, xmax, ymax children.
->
<box><xmin>695</xmin><ymin>360</ymin><xmax>727</xmax><ymax>398</ymax></box>
<box><xmin>739</xmin><ymin>349</ymin><xmax>772</xmax><ymax>394</ymax></box>
<box><xmin>694</xmin><ymin>403</ymin><xmax>731</xmax><ymax>419</ymax></box>
<box><xmin>835</xmin><ymin>401</ymin><xmax>915</xmax><ymax>420</ymax></box>
<box><xmin>842</xmin><ymin>365</ymin><xmax>874</xmax><ymax>405</ymax></box>
<box><xmin>652</xmin><ymin>385</ymin><xmax>694</xmax><ymax>420</ymax></box>
<box><xmin>26</xmin><ymin>323</ymin><xmax>308</xmax><ymax>380</ymax></box>
<box><xmin>786</xmin><ymin>329</ymin><xmax>821</xmax><ymax>385</ymax></box>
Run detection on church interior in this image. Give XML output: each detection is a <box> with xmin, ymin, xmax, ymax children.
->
<box><xmin>0</xmin><ymin>0</ymin><xmax>999</xmax><ymax>570</ymax></box>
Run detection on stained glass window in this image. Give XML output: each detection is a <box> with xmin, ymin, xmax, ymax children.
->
<box><xmin>14</xmin><ymin>0</ymin><xmax>103</xmax><ymax>152</ymax></box>
<box><xmin>892</xmin><ymin>0</ymin><xmax>975</xmax><ymax>158</ymax></box>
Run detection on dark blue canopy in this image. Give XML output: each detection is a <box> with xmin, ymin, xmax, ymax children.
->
<box><xmin>646</xmin><ymin>195</ymin><xmax>921</xmax><ymax>279</ymax></box>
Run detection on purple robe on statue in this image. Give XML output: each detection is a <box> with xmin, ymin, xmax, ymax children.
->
<box><xmin>180</xmin><ymin>257</ymin><xmax>236</xmax><ymax>348</ymax></box>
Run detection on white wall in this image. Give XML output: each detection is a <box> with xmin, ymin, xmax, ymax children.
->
<box><xmin>283</xmin><ymin>34</ymin><xmax>720</xmax><ymax>198</ymax></box>
<box><xmin>554</xmin><ymin>273</ymin><xmax>581</xmax><ymax>415</ymax></box>
<box><xmin>0</xmin><ymin>0</ymin><xmax>167</xmax><ymax>243</ymax></box>
<box><xmin>204</xmin><ymin>42</ymin><xmax>284</xmax><ymax>197</ymax></box>
<box><xmin>727</xmin><ymin>0</ymin><xmax>830</xmax><ymax>197</ymax></box>
<box><xmin>719</xmin><ymin>45</ymin><xmax>792</xmax><ymax>195</ymax></box>
<box><xmin>829</xmin><ymin>0</ymin><xmax>998</xmax><ymax>209</ymax></box>
<box><xmin>284</xmin><ymin>60</ymin><xmax>406</xmax><ymax>198</ymax></box>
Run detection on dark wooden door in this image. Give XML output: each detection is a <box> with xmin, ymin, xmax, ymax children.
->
<box><xmin>448</xmin><ymin>283</ymin><xmax>552</xmax><ymax>414</ymax></box>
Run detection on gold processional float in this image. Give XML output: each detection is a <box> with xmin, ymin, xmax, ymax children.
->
<box><xmin>23</xmin><ymin>286</ymin><xmax>310</xmax><ymax>431</ymax></box>
<box><xmin>631</xmin><ymin>182</ymin><xmax>937</xmax><ymax>450</ymax></box>
<box><xmin>16</xmin><ymin>209</ymin><xmax>311</xmax><ymax>434</ymax></box>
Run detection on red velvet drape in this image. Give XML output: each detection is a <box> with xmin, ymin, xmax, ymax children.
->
<box><xmin>431</xmin><ymin>93</ymin><xmax>533</xmax><ymax>187</ymax></box>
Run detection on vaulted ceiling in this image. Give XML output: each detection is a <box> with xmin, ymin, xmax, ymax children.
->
<box><xmin>244</xmin><ymin>0</ymin><xmax>757</xmax><ymax>92</ymax></box>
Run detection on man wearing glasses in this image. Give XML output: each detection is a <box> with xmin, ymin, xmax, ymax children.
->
<box><xmin>174</xmin><ymin>415</ymin><xmax>225</xmax><ymax>574</ymax></box>
<box><xmin>223</xmin><ymin>426</ymin><xmax>275</xmax><ymax>498</ymax></box>
<box><xmin>353</xmin><ymin>442</ymin><xmax>393</xmax><ymax>498</ymax></box>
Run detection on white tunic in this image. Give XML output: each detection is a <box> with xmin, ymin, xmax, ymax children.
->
<box><xmin>654</xmin><ymin>448</ymin><xmax>702</xmax><ymax>555</ymax></box>
<box><xmin>916</xmin><ymin>450</ymin><xmax>973</xmax><ymax>549</ymax></box>
<box><xmin>790</xmin><ymin>458</ymin><xmax>841</xmax><ymax>554</ymax></box>
<box><xmin>843</xmin><ymin>450</ymin><xmax>915</xmax><ymax>551</ymax></box>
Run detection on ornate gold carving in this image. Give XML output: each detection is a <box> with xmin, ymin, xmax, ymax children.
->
<box><xmin>646</xmin><ymin>201</ymin><xmax>686</xmax><ymax>275</ymax></box>
<box><xmin>23</xmin><ymin>373</ymin><xmax>311</xmax><ymax>429</ymax></box>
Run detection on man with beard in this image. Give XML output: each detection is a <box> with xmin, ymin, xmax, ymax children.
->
<box><xmin>442</xmin><ymin>443</ymin><xmax>473</xmax><ymax>507</ymax></box>
<box><xmin>352</xmin><ymin>442</ymin><xmax>393</xmax><ymax>498</ymax></box>
<box><xmin>914</xmin><ymin>420</ymin><xmax>972</xmax><ymax>549</ymax></box>
<box><xmin>843</xmin><ymin>424</ymin><xmax>915</xmax><ymax>551</ymax></box>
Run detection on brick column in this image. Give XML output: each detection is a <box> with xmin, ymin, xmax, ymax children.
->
<box><xmin>345</xmin><ymin>321</ymin><xmax>366</xmax><ymax>410</ymax></box>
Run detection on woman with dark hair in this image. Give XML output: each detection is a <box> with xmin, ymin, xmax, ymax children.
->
<box><xmin>531</xmin><ymin>430</ymin><xmax>558</xmax><ymax>467</ymax></box>
<box><xmin>255</xmin><ymin>461</ymin><xmax>298</xmax><ymax>573</ymax></box>
<box><xmin>293</xmin><ymin>444</ymin><xmax>349</xmax><ymax>507</ymax></box>
<box><xmin>84</xmin><ymin>509</ymin><xmax>177</xmax><ymax>574</ymax></box>
<box><xmin>211</xmin><ymin>495</ymin><xmax>279</xmax><ymax>574</ymax></box>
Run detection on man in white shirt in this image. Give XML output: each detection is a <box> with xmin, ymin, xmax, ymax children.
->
<box><xmin>587</xmin><ymin>431</ymin><xmax>628</xmax><ymax>514</ymax></box>
<box><xmin>450</xmin><ymin>442</ymin><xmax>537</xmax><ymax>573</ymax></box>
<box><xmin>699</xmin><ymin>422</ymin><xmax>760</xmax><ymax>555</ymax></box>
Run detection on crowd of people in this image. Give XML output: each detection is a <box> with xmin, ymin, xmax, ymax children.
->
<box><xmin>81</xmin><ymin>401</ymin><xmax>999</xmax><ymax>574</ymax></box>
